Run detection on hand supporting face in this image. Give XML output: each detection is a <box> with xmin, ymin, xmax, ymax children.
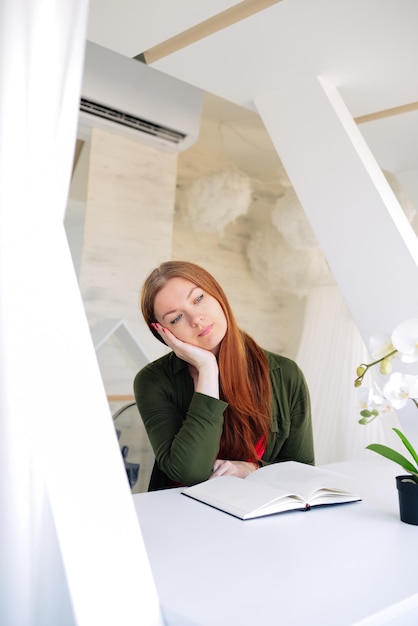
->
<box><xmin>151</xmin><ymin>322</ymin><xmax>219</xmax><ymax>398</ymax></box>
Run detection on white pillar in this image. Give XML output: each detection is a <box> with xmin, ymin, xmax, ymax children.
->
<box><xmin>0</xmin><ymin>2</ymin><xmax>163</xmax><ymax>624</ymax></box>
<box><xmin>255</xmin><ymin>77</ymin><xmax>418</xmax><ymax>342</ymax></box>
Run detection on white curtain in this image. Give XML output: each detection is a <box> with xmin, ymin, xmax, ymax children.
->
<box><xmin>0</xmin><ymin>2</ymin><xmax>163</xmax><ymax>625</ymax></box>
<box><xmin>296</xmin><ymin>285</ymin><xmax>401</xmax><ymax>465</ymax></box>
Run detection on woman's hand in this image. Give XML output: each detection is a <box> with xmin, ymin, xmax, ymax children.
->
<box><xmin>152</xmin><ymin>322</ymin><xmax>216</xmax><ymax>369</ymax></box>
<box><xmin>210</xmin><ymin>459</ymin><xmax>258</xmax><ymax>479</ymax></box>
<box><xmin>152</xmin><ymin>322</ymin><xmax>219</xmax><ymax>398</ymax></box>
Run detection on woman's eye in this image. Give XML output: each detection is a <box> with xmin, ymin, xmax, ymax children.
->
<box><xmin>194</xmin><ymin>293</ymin><xmax>204</xmax><ymax>304</ymax></box>
<box><xmin>170</xmin><ymin>314</ymin><xmax>182</xmax><ymax>325</ymax></box>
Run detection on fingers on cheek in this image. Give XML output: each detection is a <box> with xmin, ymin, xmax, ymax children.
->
<box><xmin>150</xmin><ymin>322</ymin><xmax>168</xmax><ymax>334</ymax></box>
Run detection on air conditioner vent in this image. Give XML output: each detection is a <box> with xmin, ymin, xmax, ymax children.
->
<box><xmin>80</xmin><ymin>97</ymin><xmax>186</xmax><ymax>144</ymax></box>
<box><xmin>79</xmin><ymin>42</ymin><xmax>202</xmax><ymax>152</ymax></box>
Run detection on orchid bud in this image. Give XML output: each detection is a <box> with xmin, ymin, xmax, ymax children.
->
<box><xmin>356</xmin><ymin>365</ymin><xmax>366</xmax><ymax>377</ymax></box>
<box><xmin>359</xmin><ymin>409</ymin><xmax>378</xmax><ymax>425</ymax></box>
<box><xmin>380</xmin><ymin>358</ymin><xmax>392</xmax><ymax>375</ymax></box>
<box><xmin>354</xmin><ymin>379</ymin><xmax>362</xmax><ymax>388</ymax></box>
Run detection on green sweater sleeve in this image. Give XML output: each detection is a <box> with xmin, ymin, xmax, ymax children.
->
<box><xmin>133</xmin><ymin>354</ymin><xmax>228</xmax><ymax>485</ymax></box>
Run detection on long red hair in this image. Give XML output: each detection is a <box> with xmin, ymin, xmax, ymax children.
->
<box><xmin>141</xmin><ymin>261</ymin><xmax>272</xmax><ymax>462</ymax></box>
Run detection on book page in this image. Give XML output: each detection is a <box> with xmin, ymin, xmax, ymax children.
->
<box><xmin>182</xmin><ymin>475</ymin><xmax>306</xmax><ymax>519</ymax></box>
<box><xmin>247</xmin><ymin>461</ymin><xmax>358</xmax><ymax>502</ymax></box>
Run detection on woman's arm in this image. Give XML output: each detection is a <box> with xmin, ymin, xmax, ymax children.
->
<box><xmin>134</xmin><ymin>357</ymin><xmax>227</xmax><ymax>485</ymax></box>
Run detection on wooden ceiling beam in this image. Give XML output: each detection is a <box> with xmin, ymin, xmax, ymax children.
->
<box><xmin>355</xmin><ymin>101</ymin><xmax>418</xmax><ymax>124</ymax></box>
<box><xmin>139</xmin><ymin>0</ymin><xmax>283</xmax><ymax>64</ymax></box>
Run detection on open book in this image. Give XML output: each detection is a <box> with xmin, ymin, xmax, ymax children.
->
<box><xmin>181</xmin><ymin>461</ymin><xmax>361</xmax><ymax>520</ymax></box>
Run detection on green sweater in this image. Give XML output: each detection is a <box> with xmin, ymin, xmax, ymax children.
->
<box><xmin>134</xmin><ymin>349</ymin><xmax>314</xmax><ymax>490</ymax></box>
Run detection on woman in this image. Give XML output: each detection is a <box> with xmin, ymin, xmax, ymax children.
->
<box><xmin>134</xmin><ymin>260</ymin><xmax>314</xmax><ymax>490</ymax></box>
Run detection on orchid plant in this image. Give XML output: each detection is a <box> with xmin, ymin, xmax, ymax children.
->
<box><xmin>354</xmin><ymin>318</ymin><xmax>418</xmax><ymax>483</ymax></box>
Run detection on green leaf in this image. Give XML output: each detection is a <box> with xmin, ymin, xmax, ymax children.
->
<box><xmin>366</xmin><ymin>443</ymin><xmax>418</xmax><ymax>476</ymax></box>
<box><xmin>393</xmin><ymin>428</ymin><xmax>418</xmax><ymax>467</ymax></box>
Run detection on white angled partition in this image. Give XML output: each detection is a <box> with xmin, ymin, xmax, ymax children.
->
<box><xmin>255</xmin><ymin>76</ymin><xmax>418</xmax><ymax>341</ymax></box>
<box><xmin>0</xmin><ymin>1</ymin><xmax>163</xmax><ymax>625</ymax></box>
<box><xmin>255</xmin><ymin>76</ymin><xmax>418</xmax><ymax>449</ymax></box>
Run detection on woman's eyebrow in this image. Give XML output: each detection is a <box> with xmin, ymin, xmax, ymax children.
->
<box><xmin>162</xmin><ymin>286</ymin><xmax>200</xmax><ymax>319</ymax></box>
<box><xmin>187</xmin><ymin>286</ymin><xmax>200</xmax><ymax>298</ymax></box>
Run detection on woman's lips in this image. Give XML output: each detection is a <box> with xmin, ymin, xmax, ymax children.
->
<box><xmin>198</xmin><ymin>324</ymin><xmax>213</xmax><ymax>337</ymax></box>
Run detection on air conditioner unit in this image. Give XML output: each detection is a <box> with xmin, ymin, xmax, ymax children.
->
<box><xmin>79</xmin><ymin>41</ymin><xmax>203</xmax><ymax>153</ymax></box>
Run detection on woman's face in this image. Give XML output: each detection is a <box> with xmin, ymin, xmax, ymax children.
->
<box><xmin>153</xmin><ymin>277</ymin><xmax>227</xmax><ymax>355</ymax></box>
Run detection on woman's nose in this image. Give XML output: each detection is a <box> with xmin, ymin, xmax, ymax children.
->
<box><xmin>190</xmin><ymin>311</ymin><xmax>204</xmax><ymax>326</ymax></box>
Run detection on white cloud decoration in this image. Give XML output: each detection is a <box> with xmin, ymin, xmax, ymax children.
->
<box><xmin>246</xmin><ymin>227</ymin><xmax>334</xmax><ymax>298</ymax></box>
<box><xmin>248</xmin><ymin>186</ymin><xmax>333</xmax><ymax>296</ymax></box>
<box><xmin>272</xmin><ymin>187</ymin><xmax>318</xmax><ymax>249</ymax></box>
<box><xmin>178</xmin><ymin>169</ymin><xmax>252</xmax><ymax>233</ymax></box>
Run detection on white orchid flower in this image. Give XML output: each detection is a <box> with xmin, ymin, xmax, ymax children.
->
<box><xmin>383</xmin><ymin>372</ymin><xmax>418</xmax><ymax>409</ymax></box>
<box><xmin>358</xmin><ymin>384</ymin><xmax>393</xmax><ymax>423</ymax></box>
<box><xmin>391</xmin><ymin>318</ymin><xmax>418</xmax><ymax>363</ymax></box>
<box><xmin>358</xmin><ymin>387</ymin><xmax>373</xmax><ymax>412</ymax></box>
<box><xmin>370</xmin><ymin>384</ymin><xmax>393</xmax><ymax>414</ymax></box>
<box><xmin>369</xmin><ymin>332</ymin><xmax>393</xmax><ymax>360</ymax></box>
<box><xmin>356</xmin><ymin>319</ymin><xmax>418</xmax><ymax>426</ymax></box>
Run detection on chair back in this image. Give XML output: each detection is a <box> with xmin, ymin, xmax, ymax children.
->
<box><xmin>112</xmin><ymin>401</ymin><xmax>154</xmax><ymax>493</ymax></box>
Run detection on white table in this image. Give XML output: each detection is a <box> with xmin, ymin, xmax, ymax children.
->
<box><xmin>133</xmin><ymin>458</ymin><xmax>418</xmax><ymax>626</ymax></box>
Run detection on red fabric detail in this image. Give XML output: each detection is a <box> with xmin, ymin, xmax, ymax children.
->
<box><xmin>254</xmin><ymin>435</ymin><xmax>266</xmax><ymax>460</ymax></box>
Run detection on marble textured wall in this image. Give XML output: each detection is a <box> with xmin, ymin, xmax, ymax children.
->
<box><xmin>76</xmin><ymin>128</ymin><xmax>177</xmax><ymax>399</ymax></box>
